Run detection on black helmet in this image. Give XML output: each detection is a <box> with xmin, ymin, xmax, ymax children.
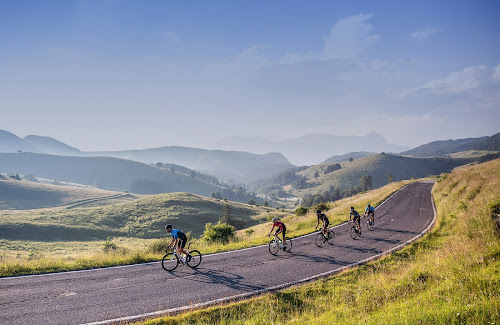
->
<box><xmin>367</xmin><ymin>204</ymin><xmax>371</xmax><ymax>207</ymax></box>
<box><xmin>350</xmin><ymin>206</ymin><xmax>354</xmax><ymax>210</ymax></box>
<box><xmin>165</xmin><ymin>224</ymin><xmax>172</xmax><ymax>230</ymax></box>
<box><xmin>316</xmin><ymin>210</ymin><xmax>321</xmax><ymax>214</ymax></box>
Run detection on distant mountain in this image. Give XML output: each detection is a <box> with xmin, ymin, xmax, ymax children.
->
<box><xmin>0</xmin><ymin>129</ymin><xmax>80</xmax><ymax>155</ymax></box>
<box><xmin>472</xmin><ymin>132</ymin><xmax>500</xmax><ymax>151</ymax></box>
<box><xmin>0</xmin><ymin>153</ymin><xmax>222</xmax><ymax>195</ymax></box>
<box><xmin>400</xmin><ymin>136</ymin><xmax>490</xmax><ymax>157</ymax></box>
<box><xmin>0</xmin><ymin>129</ymin><xmax>293</xmax><ymax>183</ymax></box>
<box><xmin>215</xmin><ymin>133</ymin><xmax>409</xmax><ymax>166</ymax></box>
<box><xmin>321</xmin><ymin>151</ymin><xmax>376</xmax><ymax>164</ymax></box>
<box><xmin>24</xmin><ymin>135</ymin><xmax>80</xmax><ymax>155</ymax></box>
<box><xmin>88</xmin><ymin>147</ymin><xmax>293</xmax><ymax>183</ymax></box>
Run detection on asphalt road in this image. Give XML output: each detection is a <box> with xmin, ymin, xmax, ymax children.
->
<box><xmin>0</xmin><ymin>181</ymin><xmax>435</xmax><ymax>325</ymax></box>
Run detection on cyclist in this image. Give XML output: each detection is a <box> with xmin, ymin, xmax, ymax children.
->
<box><xmin>165</xmin><ymin>224</ymin><xmax>192</xmax><ymax>261</ymax></box>
<box><xmin>365</xmin><ymin>204</ymin><xmax>375</xmax><ymax>226</ymax></box>
<box><xmin>269</xmin><ymin>217</ymin><xmax>287</xmax><ymax>250</ymax></box>
<box><xmin>349</xmin><ymin>207</ymin><xmax>361</xmax><ymax>230</ymax></box>
<box><xmin>315</xmin><ymin>210</ymin><xmax>330</xmax><ymax>239</ymax></box>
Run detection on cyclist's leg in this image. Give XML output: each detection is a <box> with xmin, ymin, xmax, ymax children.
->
<box><xmin>282</xmin><ymin>226</ymin><xmax>287</xmax><ymax>246</ymax></box>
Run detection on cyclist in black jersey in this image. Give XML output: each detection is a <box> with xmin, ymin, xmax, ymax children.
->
<box><xmin>349</xmin><ymin>207</ymin><xmax>361</xmax><ymax>229</ymax></box>
<box><xmin>315</xmin><ymin>210</ymin><xmax>330</xmax><ymax>237</ymax></box>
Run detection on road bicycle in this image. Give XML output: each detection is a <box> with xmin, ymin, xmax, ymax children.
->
<box><xmin>349</xmin><ymin>220</ymin><xmax>362</xmax><ymax>239</ymax></box>
<box><xmin>162</xmin><ymin>242</ymin><xmax>202</xmax><ymax>272</ymax></box>
<box><xmin>365</xmin><ymin>212</ymin><xmax>374</xmax><ymax>231</ymax></box>
<box><xmin>315</xmin><ymin>227</ymin><xmax>335</xmax><ymax>247</ymax></box>
<box><xmin>268</xmin><ymin>234</ymin><xmax>292</xmax><ymax>255</ymax></box>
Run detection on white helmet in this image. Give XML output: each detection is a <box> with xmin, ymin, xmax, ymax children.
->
<box><xmin>272</xmin><ymin>217</ymin><xmax>278</xmax><ymax>223</ymax></box>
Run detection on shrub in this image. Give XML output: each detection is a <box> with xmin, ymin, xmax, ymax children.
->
<box><xmin>102</xmin><ymin>237</ymin><xmax>118</xmax><ymax>251</ymax></box>
<box><xmin>312</xmin><ymin>203</ymin><xmax>329</xmax><ymax>213</ymax></box>
<box><xmin>245</xmin><ymin>229</ymin><xmax>255</xmax><ymax>236</ymax></box>
<box><xmin>295</xmin><ymin>206</ymin><xmax>308</xmax><ymax>216</ymax></box>
<box><xmin>202</xmin><ymin>222</ymin><xmax>236</xmax><ymax>243</ymax></box>
<box><xmin>148</xmin><ymin>238</ymin><xmax>170</xmax><ymax>253</ymax></box>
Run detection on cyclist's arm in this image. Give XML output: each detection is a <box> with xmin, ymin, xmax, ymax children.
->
<box><xmin>166</xmin><ymin>237</ymin><xmax>175</xmax><ymax>248</ymax></box>
<box><xmin>269</xmin><ymin>225</ymin><xmax>275</xmax><ymax>235</ymax></box>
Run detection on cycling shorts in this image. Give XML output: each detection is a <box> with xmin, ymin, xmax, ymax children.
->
<box><xmin>176</xmin><ymin>235</ymin><xmax>187</xmax><ymax>248</ymax></box>
<box><xmin>275</xmin><ymin>224</ymin><xmax>286</xmax><ymax>237</ymax></box>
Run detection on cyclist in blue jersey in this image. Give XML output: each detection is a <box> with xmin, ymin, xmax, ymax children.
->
<box><xmin>365</xmin><ymin>204</ymin><xmax>375</xmax><ymax>226</ymax></box>
<box><xmin>165</xmin><ymin>224</ymin><xmax>192</xmax><ymax>261</ymax></box>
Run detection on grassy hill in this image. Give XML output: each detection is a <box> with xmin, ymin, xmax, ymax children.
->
<box><xmin>293</xmin><ymin>153</ymin><xmax>475</xmax><ymax>197</ymax></box>
<box><xmin>399</xmin><ymin>134</ymin><xmax>498</xmax><ymax>157</ymax></box>
<box><xmin>0</xmin><ymin>177</ymin><xmax>140</xmax><ymax>210</ymax></box>
<box><xmin>321</xmin><ymin>151</ymin><xmax>376</xmax><ymax>164</ymax></box>
<box><xmin>0</xmin><ymin>192</ymin><xmax>284</xmax><ymax>241</ymax></box>
<box><xmin>0</xmin><ymin>153</ymin><xmax>223</xmax><ymax>195</ymax></box>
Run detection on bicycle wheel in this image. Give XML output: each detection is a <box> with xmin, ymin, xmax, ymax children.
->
<box><xmin>327</xmin><ymin>230</ymin><xmax>335</xmax><ymax>244</ymax></box>
<box><xmin>186</xmin><ymin>250</ymin><xmax>202</xmax><ymax>268</ymax></box>
<box><xmin>367</xmin><ymin>219</ymin><xmax>373</xmax><ymax>231</ymax></box>
<box><xmin>350</xmin><ymin>226</ymin><xmax>357</xmax><ymax>239</ymax></box>
<box><xmin>315</xmin><ymin>233</ymin><xmax>325</xmax><ymax>247</ymax></box>
<box><xmin>162</xmin><ymin>252</ymin><xmax>179</xmax><ymax>271</ymax></box>
<box><xmin>284</xmin><ymin>237</ymin><xmax>292</xmax><ymax>252</ymax></box>
<box><xmin>268</xmin><ymin>239</ymin><xmax>279</xmax><ymax>255</ymax></box>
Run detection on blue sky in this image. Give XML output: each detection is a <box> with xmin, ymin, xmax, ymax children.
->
<box><xmin>1</xmin><ymin>0</ymin><xmax>499</xmax><ymax>151</ymax></box>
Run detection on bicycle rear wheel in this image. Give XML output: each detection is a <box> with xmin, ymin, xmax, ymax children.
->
<box><xmin>315</xmin><ymin>233</ymin><xmax>325</xmax><ymax>247</ymax></box>
<box><xmin>284</xmin><ymin>237</ymin><xmax>292</xmax><ymax>252</ymax></box>
<box><xmin>327</xmin><ymin>230</ymin><xmax>335</xmax><ymax>244</ymax></box>
<box><xmin>367</xmin><ymin>219</ymin><xmax>373</xmax><ymax>231</ymax></box>
<box><xmin>186</xmin><ymin>250</ymin><xmax>202</xmax><ymax>268</ymax></box>
<box><xmin>350</xmin><ymin>226</ymin><xmax>357</xmax><ymax>239</ymax></box>
<box><xmin>268</xmin><ymin>240</ymin><xmax>279</xmax><ymax>255</ymax></box>
<box><xmin>162</xmin><ymin>252</ymin><xmax>179</xmax><ymax>271</ymax></box>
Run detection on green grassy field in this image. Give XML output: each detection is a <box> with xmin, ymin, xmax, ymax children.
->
<box><xmin>134</xmin><ymin>158</ymin><xmax>500</xmax><ymax>325</ymax></box>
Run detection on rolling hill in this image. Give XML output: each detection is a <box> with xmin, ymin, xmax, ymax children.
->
<box><xmin>0</xmin><ymin>153</ymin><xmax>222</xmax><ymax>195</ymax></box>
<box><xmin>321</xmin><ymin>151</ymin><xmax>376</xmax><ymax>164</ymax></box>
<box><xmin>0</xmin><ymin>192</ymin><xmax>283</xmax><ymax>241</ymax></box>
<box><xmin>292</xmin><ymin>153</ymin><xmax>476</xmax><ymax>197</ymax></box>
<box><xmin>0</xmin><ymin>177</ymin><xmax>140</xmax><ymax>210</ymax></box>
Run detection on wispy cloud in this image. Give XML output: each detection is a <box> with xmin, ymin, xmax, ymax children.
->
<box><xmin>397</xmin><ymin>65</ymin><xmax>488</xmax><ymax>98</ymax></box>
<box><xmin>323</xmin><ymin>14</ymin><xmax>381</xmax><ymax>60</ymax></box>
<box><xmin>163</xmin><ymin>31</ymin><xmax>179</xmax><ymax>42</ymax></box>
<box><xmin>410</xmin><ymin>28</ymin><xmax>438</xmax><ymax>40</ymax></box>
<box><xmin>492</xmin><ymin>64</ymin><xmax>500</xmax><ymax>80</ymax></box>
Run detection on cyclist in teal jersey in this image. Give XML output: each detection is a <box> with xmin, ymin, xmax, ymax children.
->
<box><xmin>365</xmin><ymin>204</ymin><xmax>375</xmax><ymax>226</ymax></box>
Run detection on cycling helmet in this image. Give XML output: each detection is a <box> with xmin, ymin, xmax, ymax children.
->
<box><xmin>367</xmin><ymin>204</ymin><xmax>371</xmax><ymax>207</ymax></box>
<box><xmin>272</xmin><ymin>217</ymin><xmax>278</xmax><ymax>223</ymax></box>
<box><xmin>350</xmin><ymin>206</ymin><xmax>354</xmax><ymax>210</ymax></box>
<box><xmin>165</xmin><ymin>224</ymin><xmax>172</xmax><ymax>230</ymax></box>
<box><xmin>316</xmin><ymin>210</ymin><xmax>322</xmax><ymax>214</ymax></box>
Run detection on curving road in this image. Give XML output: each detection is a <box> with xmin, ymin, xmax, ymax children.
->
<box><xmin>0</xmin><ymin>181</ymin><xmax>435</xmax><ymax>325</ymax></box>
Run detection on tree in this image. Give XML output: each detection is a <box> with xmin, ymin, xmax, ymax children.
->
<box><xmin>314</xmin><ymin>171</ymin><xmax>320</xmax><ymax>178</ymax></box>
<box><xmin>359</xmin><ymin>175</ymin><xmax>373</xmax><ymax>192</ymax></box>
<box><xmin>155</xmin><ymin>162</ymin><xmax>163</xmax><ymax>168</ymax></box>
<box><xmin>247</xmin><ymin>199</ymin><xmax>256</xmax><ymax>205</ymax></box>
<box><xmin>263</xmin><ymin>201</ymin><xmax>269</xmax><ymax>207</ymax></box>
<box><xmin>349</xmin><ymin>157</ymin><xmax>354</xmax><ymax>162</ymax></box>
<box><xmin>324</xmin><ymin>163</ymin><xmax>341</xmax><ymax>175</ymax></box>
<box><xmin>94</xmin><ymin>179</ymin><xmax>103</xmax><ymax>189</ymax></box>
<box><xmin>219</xmin><ymin>204</ymin><xmax>245</xmax><ymax>229</ymax></box>
<box><xmin>210</xmin><ymin>191</ymin><xmax>223</xmax><ymax>200</ymax></box>
<box><xmin>388</xmin><ymin>174</ymin><xmax>392</xmax><ymax>184</ymax></box>
<box><xmin>190</xmin><ymin>170</ymin><xmax>197</xmax><ymax>178</ymax></box>
<box><xmin>169</xmin><ymin>166</ymin><xmax>175</xmax><ymax>174</ymax></box>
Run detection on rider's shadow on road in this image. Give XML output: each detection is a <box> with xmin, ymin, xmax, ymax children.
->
<box><xmin>168</xmin><ymin>268</ymin><xmax>267</xmax><ymax>292</ymax></box>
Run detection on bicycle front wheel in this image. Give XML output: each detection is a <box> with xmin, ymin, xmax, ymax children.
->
<box><xmin>327</xmin><ymin>230</ymin><xmax>335</xmax><ymax>244</ymax></box>
<box><xmin>162</xmin><ymin>252</ymin><xmax>179</xmax><ymax>271</ymax></box>
<box><xmin>186</xmin><ymin>250</ymin><xmax>202</xmax><ymax>268</ymax></box>
<box><xmin>350</xmin><ymin>226</ymin><xmax>357</xmax><ymax>239</ymax></box>
<box><xmin>269</xmin><ymin>240</ymin><xmax>279</xmax><ymax>255</ymax></box>
<box><xmin>284</xmin><ymin>237</ymin><xmax>292</xmax><ymax>252</ymax></box>
<box><xmin>315</xmin><ymin>233</ymin><xmax>324</xmax><ymax>247</ymax></box>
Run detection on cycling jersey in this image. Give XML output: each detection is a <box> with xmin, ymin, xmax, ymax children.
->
<box><xmin>170</xmin><ymin>229</ymin><xmax>186</xmax><ymax>239</ymax></box>
<box><xmin>318</xmin><ymin>213</ymin><xmax>330</xmax><ymax>226</ymax></box>
<box><xmin>365</xmin><ymin>206</ymin><xmax>375</xmax><ymax>214</ymax></box>
<box><xmin>350</xmin><ymin>210</ymin><xmax>361</xmax><ymax>222</ymax></box>
<box><xmin>272</xmin><ymin>220</ymin><xmax>285</xmax><ymax>230</ymax></box>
